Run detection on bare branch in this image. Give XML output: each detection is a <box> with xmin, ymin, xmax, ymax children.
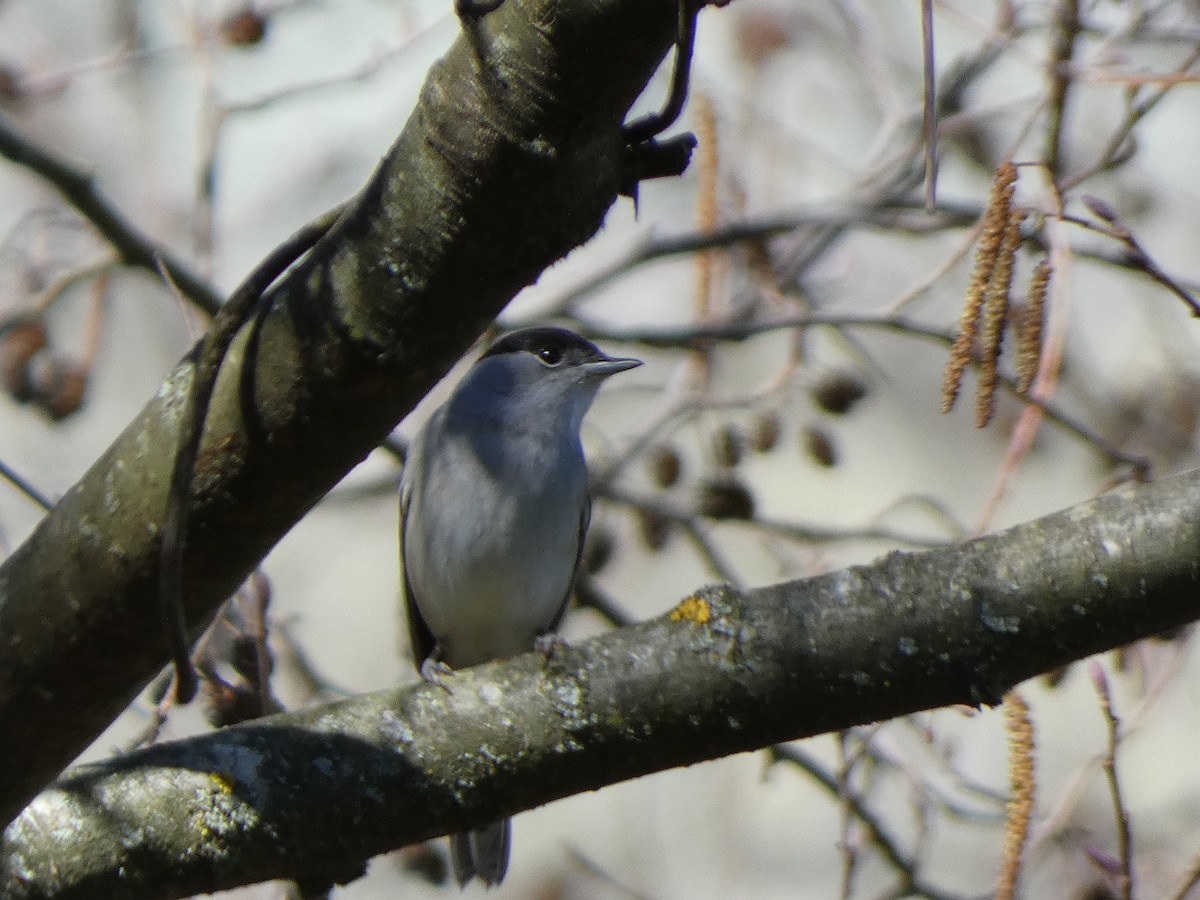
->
<box><xmin>1091</xmin><ymin>663</ymin><xmax>1134</xmax><ymax>900</ymax></box>
<box><xmin>0</xmin><ymin>114</ymin><xmax>224</xmax><ymax>317</ymax></box>
<box><xmin>6</xmin><ymin>467</ymin><xmax>1200</xmax><ymax>899</ymax></box>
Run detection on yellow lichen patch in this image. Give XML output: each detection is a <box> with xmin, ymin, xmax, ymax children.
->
<box><xmin>669</xmin><ymin>595</ymin><xmax>712</xmax><ymax>625</ymax></box>
<box><xmin>208</xmin><ymin>771</ymin><xmax>236</xmax><ymax>794</ymax></box>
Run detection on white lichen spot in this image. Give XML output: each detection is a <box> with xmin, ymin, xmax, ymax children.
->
<box><xmin>222</xmin><ymin>742</ymin><xmax>268</xmax><ymax>796</ymax></box>
<box><xmin>979</xmin><ymin>603</ymin><xmax>1020</xmax><ymax>634</ymax></box>
<box><xmin>548</xmin><ymin>678</ymin><xmax>590</xmax><ymax>728</ymax></box>
<box><xmin>194</xmin><ymin>773</ymin><xmax>258</xmax><ymax>846</ymax></box>
<box><xmin>553</xmin><ymin>737</ymin><xmax>583</xmax><ymax>754</ymax></box>
<box><xmin>1101</xmin><ymin>538</ymin><xmax>1122</xmax><ymax>557</ymax></box>
<box><xmin>852</xmin><ymin>671</ymin><xmax>871</xmax><ymax>687</ymax></box>
<box><xmin>76</xmin><ymin>515</ymin><xmax>104</xmax><ymax>545</ymax></box>
<box><xmin>13</xmin><ymin>787</ymin><xmax>87</xmax><ymax>844</ymax></box>
<box><xmin>379</xmin><ymin>709</ymin><xmax>414</xmax><ymax>745</ymax></box>
<box><xmin>829</xmin><ymin>568</ymin><xmax>858</xmax><ymax>603</ymax></box>
<box><xmin>477</xmin><ymin>681</ymin><xmax>504</xmax><ymax>707</ymax></box>
<box><xmin>102</xmin><ymin>474</ymin><xmax>121</xmax><ymax>517</ymax></box>
<box><xmin>897</xmin><ymin>636</ymin><xmax>918</xmax><ymax>656</ymax></box>
<box><xmin>157</xmin><ymin>363</ymin><xmax>194</xmax><ymax>408</ymax></box>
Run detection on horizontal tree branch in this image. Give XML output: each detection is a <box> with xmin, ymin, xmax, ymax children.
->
<box><xmin>0</xmin><ymin>0</ymin><xmax>684</xmax><ymax>826</ymax></box>
<box><xmin>5</xmin><ymin>467</ymin><xmax>1199</xmax><ymax>899</ymax></box>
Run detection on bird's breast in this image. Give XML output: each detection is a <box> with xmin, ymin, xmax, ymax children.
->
<box><xmin>404</xmin><ymin>424</ymin><xmax>587</xmax><ymax>667</ymax></box>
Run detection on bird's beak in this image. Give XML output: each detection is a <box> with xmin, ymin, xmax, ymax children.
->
<box><xmin>584</xmin><ymin>356</ymin><xmax>642</xmax><ymax>377</ymax></box>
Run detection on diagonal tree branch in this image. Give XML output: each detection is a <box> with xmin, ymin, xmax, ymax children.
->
<box><xmin>0</xmin><ymin>0</ymin><xmax>686</xmax><ymax>827</ymax></box>
<box><xmin>4</xmin><ymin>467</ymin><xmax>1200</xmax><ymax>899</ymax></box>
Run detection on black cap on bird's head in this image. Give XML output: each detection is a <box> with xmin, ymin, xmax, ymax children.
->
<box><xmin>481</xmin><ymin>326</ymin><xmax>641</xmax><ymax>377</ymax></box>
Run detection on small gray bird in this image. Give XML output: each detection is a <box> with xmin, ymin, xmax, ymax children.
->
<box><xmin>399</xmin><ymin>326</ymin><xmax>641</xmax><ymax>888</ymax></box>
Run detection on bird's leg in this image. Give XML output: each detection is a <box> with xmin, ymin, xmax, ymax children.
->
<box><xmin>419</xmin><ymin>646</ymin><xmax>456</xmax><ymax>692</ymax></box>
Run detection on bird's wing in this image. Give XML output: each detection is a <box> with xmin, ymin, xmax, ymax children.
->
<box><xmin>547</xmin><ymin>491</ymin><xmax>590</xmax><ymax>634</ymax></box>
<box><xmin>399</xmin><ymin>455</ymin><xmax>437</xmax><ymax>668</ymax></box>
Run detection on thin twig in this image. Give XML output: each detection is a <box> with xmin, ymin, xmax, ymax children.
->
<box><xmin>1165</xmin><ymin>846</ymin><xmax>1200</xmax><ymax>900</ymax></box>
<box><xmin>837</xmin><ymin>730</ymin><xmax>858</xmax><ymax>900</ymax></box>
<box><xmin>622</xmin><ymin>0</ymin><xmax>698</xmax><ymax>143</ymax></box>
<box><xmin>1045</xmin><ymin>0</ymin><xmax>1081</xmax><ymax>178</ymax></box>
<box><xmin>1081</xmin><ymin>197</ymin><xmax>1200</xmax><ymax>318</ymax></box>
<box><xmin>1090</xmin><ymin>662</ymin><xmax>1133</xmax><ymax>900</ymax></box>
<box><xmin>770</xmin><ymin>745</ymin><xmax>959</xmax><ymax>900</ymax></box>
<box><xmin>0</xmin><ymin>113</ymin><xmax>224</xmax><ymax>317</ymax></box>
<box><xmin>600</xmin><ymin>484</ymin><xmax>951</xmax><ymax>549</ymax></box>
<box><xmin>575</xmin><ymin>313</ymin><xmax>1151</xmax><ymax>476</ymax></box>
<box><xmin>573</xmin><ymin>572</ymin><xmax>637</xmax><ymax>628</ymax></box>
<box><xmin>921</xmin><ymin>0</ymin><xmax>937</xmax><ymax>210</ymax></box>
<box><xmin>0</xmin><ymin>458</ymin><xmax>54</xmax><ymax>510</ymax></box>
<box><xmin>77</xmin><ymin>269</ymin><xmax>110</xmax><ymax>372</ymax></box>
<box><xmin>159</xmin><ymin>204</ymin><xmax>343</xmax><ymax>702</ymax></box>
<box><xmin>272</xmin><ymin>617</ymin><xmax>354</xmax><ymax>701</ymax></box>
<box><xmin>1030</xmin><ymin>637</ymin><xmax>1191</xmax><ymax>856</ymax></box>
<box><xmin>544</xmin><ymin>203</ymin><xmax>975</xmax><ymax>315</ymax></box>
<box><xmin>1061</xmin><ymin>43</ymin><xmax>1200</xmax><ymax>191</ymax></box>
<box><xmin>688</xmin><ymin>91</ymin><xmax>719</xmax><ymax>389</ymax></box>
<box><xmin>566</xmin><ymin>846</ymin><xmax>658</xmax><ymax>900</ymax></box>
<box><xmin>28</xmin><ymin>252</ymin><xmax>118</xmax><ymax>314</ymax></box>
<box><xmin>870</xmin><ymin>720</ymin><xmax>1008</xmax><ymax>825</ymax></box>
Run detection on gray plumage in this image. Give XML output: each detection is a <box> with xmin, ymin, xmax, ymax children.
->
<box><xmin>399</xmin><ymin>326</ymin><xmax>640</xmax><ymax>887</ymax></box>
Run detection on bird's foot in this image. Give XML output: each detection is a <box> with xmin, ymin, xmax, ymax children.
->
<box><xmin>420</xmin><ymin>658</ymin><xmax>456</xmax><ymax>693</ymax></box>
<box><xmin>533</xmin><ymin>633</ymin><xmax>570</xmax><ymax>664</ymax></box>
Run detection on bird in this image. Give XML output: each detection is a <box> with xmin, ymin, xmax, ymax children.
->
<box><xmin>399</xmin><ymin>325</ymin><xmax>641</xmax><ymax>888</ymax></box>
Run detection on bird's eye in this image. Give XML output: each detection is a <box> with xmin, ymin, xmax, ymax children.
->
<box><xmin>537</xmin><ymin>346</ymin><xmax>564</xmax><ymax>366</ymax></box>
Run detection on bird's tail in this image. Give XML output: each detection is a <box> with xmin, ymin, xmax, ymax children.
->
<box><xmin>451</xmin><ymin>818</ymin><xmax>511</xmax><ymax>888</ymax></box>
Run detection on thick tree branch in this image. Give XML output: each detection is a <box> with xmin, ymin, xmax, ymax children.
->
<box><xmin>0</xmin><ymin>0</ymin><xmax>683</xmax><ymax>826</ymax></box>
<box><xmin>4</xmin><ymin>468</ymin><xmax>1200</xmax><ymax>899</ymax></box>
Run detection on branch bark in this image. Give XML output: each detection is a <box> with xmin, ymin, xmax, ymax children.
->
<box><xmin>4</xmin><ymin>468</ymin><xmax>1199</xmax><ymax>899</ymax></box>
<box><xmin>0</xmin><ymin>0</ymin><xmax>683</xmax><ymax>826</ymax></box>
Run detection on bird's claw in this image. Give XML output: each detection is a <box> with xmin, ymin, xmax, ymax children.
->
<box><xmin>533</xmin><ymin>633</ymin><xmax>570</xmax><ymax>664</ymax></box>
<box><xmin>420</xmin><ymin>658</ymin><xmax>456</xmax><ymax>693</ymax></box>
